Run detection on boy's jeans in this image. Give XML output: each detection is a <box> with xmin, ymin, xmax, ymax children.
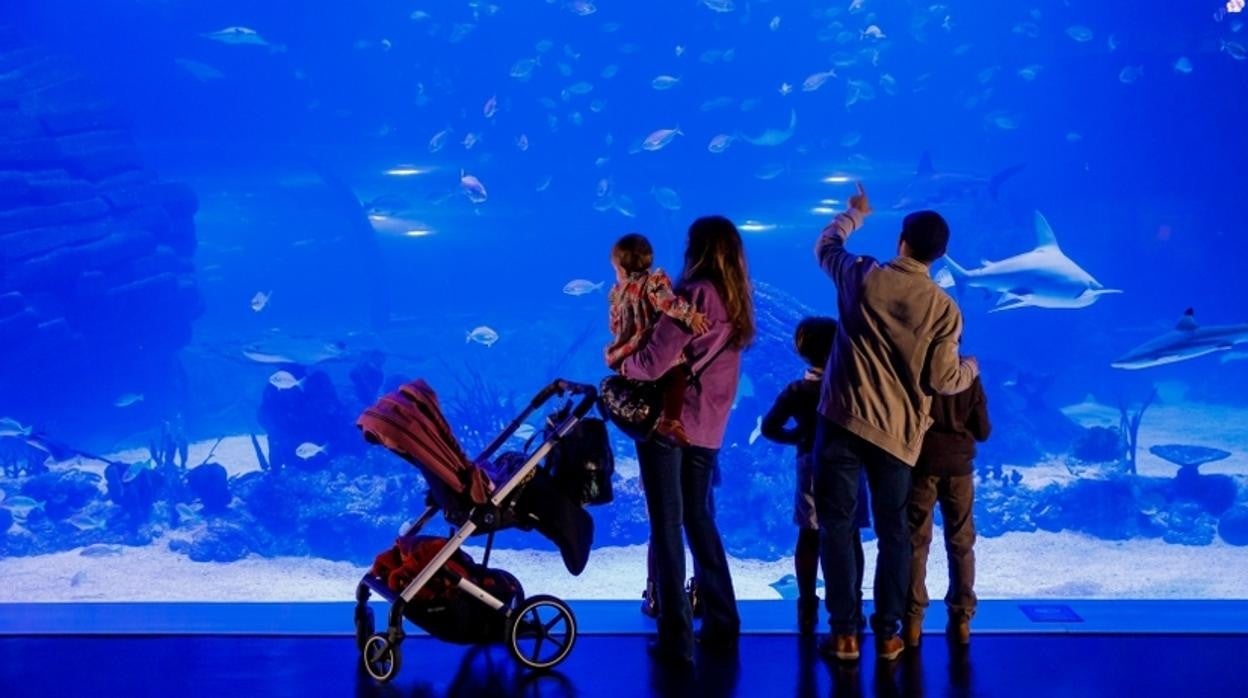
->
<box><xmin>907</xmin><ymin>473</ymin><xmax>978</xmax><ymax>623</ymax></box>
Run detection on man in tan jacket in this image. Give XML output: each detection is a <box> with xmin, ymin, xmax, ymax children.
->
<box><xmin>813</xmin><ymin>183</ymin><xmax>978</xmax><ymax>663</ymax></box>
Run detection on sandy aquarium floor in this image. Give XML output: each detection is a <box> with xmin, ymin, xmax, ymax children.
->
<box><xmin>1</xmin><ymin>399</ymin><xmax>1245</xmax><ymax>603</ymax></box>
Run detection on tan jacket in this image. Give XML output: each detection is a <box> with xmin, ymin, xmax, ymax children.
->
<box><xmin>815</xmin><ymin>210</ymin><xmax>978</xmax><ymax>466</ymax></box>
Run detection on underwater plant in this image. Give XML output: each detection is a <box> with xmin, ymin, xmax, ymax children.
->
<box><xmin>1117</xmin><ymin>387</ymin><xmax>1157</xmax><ymax>475</ymax></box>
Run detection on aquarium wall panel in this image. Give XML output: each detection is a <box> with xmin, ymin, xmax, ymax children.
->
<box><xmin>2</xmin><ymin>1</ymin><xmax>1247</xmax><ymax>603</ymax></box>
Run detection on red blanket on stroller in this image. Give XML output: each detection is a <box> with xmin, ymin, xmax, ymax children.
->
<box><xmin>357</xmin><ymin>379</ymin><xmax>492</xmax><ymax>506</ymax></box>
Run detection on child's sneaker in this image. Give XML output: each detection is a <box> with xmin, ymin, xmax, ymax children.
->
<box><xmin>640</xmin><ymin>580</ymin><xmax>658</xmax><ymax>618</ymax></box>
<box><xmin>687</xmin><ymin>577</ymin><xmax>703</xmax><ymax>618</ymax></box>
<box><xmin>654</xmin><ymin>418</ymin><xmax>693</xmax><ymax>447</ymax></box>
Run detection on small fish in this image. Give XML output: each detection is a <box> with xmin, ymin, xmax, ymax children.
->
<box><xmin>702</xmin><ymin>0</ymin><xmax>735</xmax><ymax>12</ymax></box>
<box><xmin>596</xmin><ymin>177</ymin><xmax>611</xmax><ymax>197</ymax></box>
<box><xmin>510</xmin><ymin>57</ymin><xmax>540</xmax><ymax>80</ymax></box>
<box><xmin>122</xmin><ymin>460</ymin><xmax>152</xmax><ymax>483</ymax></box>
<box><xmin>1119</xmin><ymin>65</ymin><xmax>1143</xmax><ymax>84</ymax></box>
<box><xmin>114</xmin><ymin>393</ymin><xmax>144</xmax><ymax>408</ymax></box>
<box><xmin>269</xmin><ymin>370</ymin><xmax>304</xmax><ymax>390</ymax></box>
<box><xmin>748</xmin><ymin>416</ymin><xmax>763</xmax><ymax>445</ymax></box>
<box><xmin>483</xmin><ymin>95</ymin><xmax>498</xmax><ymax>119</ymax></box>
<box><xmin>1017</xmin><ymin>64</ymin><xmax>1042</xmax><ymax>81</ymax></box>
<box><xmin>410</xmin><ymin>10</ymin><xmax>431</xmax><ymax>21</ymax></box>
<box><xmin>67</xmin><ymin>513</ymin><xmax>104</xmax><ymax>531</ymax></box>
<box><xmin>467</xmin><ymin>326</ymin><xmax>500</xmax><ymax>347</ymax></box>
<box><xmin>250</xmin><ymin>290</ymin><xmax>272</xmax><ymax>312</ymax></box>
<box><xmin>202</xmin><ymin>26</ymin><xmax>269</xmax><ymax>46</ymax></box>
<box><xmin>707</xmin><ymin>134</ymin><xmax>734</xmax><ymax>153</ymax></box>
<box><xmin>536</xmin><ymin>39</ymin><xmax>554</xmax><ymax>53</ymax></box>
<box><xmin>651</xmin><ymin>75</ymin><xmax>681</xmax><ymax>90</ymax></box>
<box><xmin>589</xmin><ymin>99</ymin><xmax>607</xmax><ymax>113</ymax></box>
<box><xmin>986</xmin><ymin>111</ymin><xmax>1020</xmax><ymax>130</ymax></box>
<box><xmin>1173</xmin><ymin>57</ymin><xmax>1193</xmax><ymax>74</ymax></box>
<box><xmin>295</xmin><ymin>442</ymin><xmax>328</xmax><ymax>460</ymax></box>
<box><xmin>1066</xmin><ymin>25</ymin><xmax>1094</xmax><ymax>42</ymax></box>
<box><xmin>462</xmin><ymin>132</ymin><xmax>479</xmax><ymax>149</ymax></box>
<box><xmin>651</xmin><ymin>186</ymin><xmax>682</xmax><ymax>211</ymax></box>
<box><xmin>801</xmin><ymin>69</ymin><xmax>837</xmax><ymax>92</ymax></box>
<box><xmin>460</xmin><ymin>170</ymin><xmax>488</xmax><ymax>204</ymax></box>
<box><xmin>779</xmin><ymin>82</ymin><xmax>793</xmax><ymax>96</ymax></box>
<box><xmin>428</xmin><ymin>128</ymin><xmax>451</xmax><ymax>152</ymax></box>
<box><xmin>849</xmin><ymin>0</ymin><xmax>866</xmax><ymax>12</ymax></box>
<box><xmin>563</xmin><ymin>279</ymin><xmax>605</xmax><ymax>296</ymax></box>
<box><xmin>878</xmin><ymin>73</ymin><xmax>897</xmax><ymax>95</ymax></box>
<box><xmin>80</xmin><ymin>544</ymin><xmax>124</xmax><ymax>558</ymax></box>
<box><xmin>770</xmin><ymin>16</ymin><xmax>781</xmax><ymax>31</ymax></box>
<box><xmin>613</xmin><ymin>195</ymin><xmax>637</xmax><ymax>218</ymax></box>
<box><xmin>700</xmin><ymin>96</ymin><xmax>736</xmax><ymax>111</ymax></box>
<box><xmin>601</xmin><ymin>64</ymin><xmax>620</xmax><ymax>79</ymax></box>
<box><xmin>0</xmin><ymin>417</ymin><xmax>33</xmax><ymax>439</ymax></box>
<box><xmin>1107</xmin><ymin>33</ymin><xmax>1120</xmax><ymax>51</ymax></box>
<box><xmin>516</xmin><ymin>133</ymin><xmax>530</xmax><ymax>151</ymax></box>
<box><xmin>1066</xmin><ymin>131</ymin><xmax>1083</xmax><ymax>142</ymax></box>
<box><xmin>675</xmin><ymin>45</ymin><xmax>685</xmax><ymax>56</ymax></box>
<box><xmin>861</xmin><ymin>25</ymin><xmax>886</xmax><ymax>39</ymax></box>
<box><xmin>566</xmin><ymin>0</ymin><xmax>597</xmax><ymax>16</ymax></box>
<box><xmin>754</xmin><ymin>163</ymin><xmax>786</xmax><ymax>180</ymax></box>
<box><xmin>567</xmin><ymin>81</ymin><xmax>594</xmax><ymax>95</ymax></box>
<box><xmin>1222</xmin><ymin>40</ymin><xmax>1247</xmax><ymax>61</ymax></box>
<box><xmin>4</xmin><ymin>495</ymin><xmax>41</xmax><ymax>515</ymax></box>
<box><xmin>642</xmin><ymin>127</ymin><xmax>683</xmax><ymax>151</ymax></box>
<box><xmin>840</xmin><ymin>131</ymin><xmax>862</xmax><ymax>147</ymax></box>
<box><xmin>536</xmin><ymin>175</ymin><xmax>553</xmax><ymax>192</ymax></box>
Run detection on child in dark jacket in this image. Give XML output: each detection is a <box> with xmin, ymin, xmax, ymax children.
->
<box><xmin>904</xmin><ymin>373</ymin><xmax>991</xmax><ymax>648</ymax></box>
<box><xmin>762</xmin><ymin>317</ymin><xmax>870</xmax><ymax>634</ymax></box>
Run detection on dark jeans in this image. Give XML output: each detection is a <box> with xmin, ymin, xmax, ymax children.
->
<box><xmin>813</xmin><ymin>417</ymin><xmax>912</xmax><ymax>637</ymax></box>
<box><xmin>908</xmin><ymin>472</ymin><xmax>977</xmax><ymax>622</ymax></box>
<box><xmin>636</xmin><ymin>439</ymin><xmax>740</xmax><ymax>659</ymax></box>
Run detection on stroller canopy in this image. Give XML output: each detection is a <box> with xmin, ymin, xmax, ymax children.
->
<box><xmin>357</xmin><ymin>380</ymin><xmax>492</xmax><ymax>506</ymax></box>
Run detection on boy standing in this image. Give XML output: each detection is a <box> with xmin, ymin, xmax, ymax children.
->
<box><xmin>905</xmin><ymin>374</ymin><xmax>991</xmax><ymax>647</ymax></box>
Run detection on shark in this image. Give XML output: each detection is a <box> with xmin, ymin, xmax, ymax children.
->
<box><xmin>893</xmin><ymin>152</ymin><xmax>1025</xmax><ymax>210</ymax></box>
<box><xmin>935</xmin><ymin>211</ymin><xmax>1122</xmax><ymax>312</ymax></box>
<box><xmin>738</xmin><ymin>109</ymin><xmax>796</xmax><ymax>146</ymax></box>
<box><xmin>1111</xmin><ymin>309</ymin><xmax>1248</xmax><ymax>370</ymax></box>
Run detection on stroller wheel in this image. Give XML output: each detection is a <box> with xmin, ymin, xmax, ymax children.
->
<box><xmin>362</xmin><ymin>634</ymin><xmax>402</xmax><ymax>683</ymax></box>
<box><xmin>506</xmin><ymin>595</ymin><xmax>577</xmax><ymax>671</ymax></box>
<box><xmin>354</xmin><ymin>605</ymin><xmax>375</xmax><ymax>652</ymax></box>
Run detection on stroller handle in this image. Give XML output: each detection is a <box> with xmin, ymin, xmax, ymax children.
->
<box><xmin>475</xmin><ymin>379</ymin><xmax>598</xmax><ymax>464</ymax></box>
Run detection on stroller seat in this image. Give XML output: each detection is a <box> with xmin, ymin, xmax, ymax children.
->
<box><xmin>357</xmin><ymin>379</ymin><xmax>593</xmax><ymax>576</ymax></box>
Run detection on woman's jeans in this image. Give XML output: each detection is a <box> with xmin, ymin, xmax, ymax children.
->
<box><xmin>636</xmin><ymin>439</ymin><xmax>740</xmax><ymax>658</ymax></box>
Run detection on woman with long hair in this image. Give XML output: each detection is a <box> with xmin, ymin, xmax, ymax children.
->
<box><xmin>618</xmin><ymin>215</ymin><xmax>754</xmax><ymax>664</ymax></box>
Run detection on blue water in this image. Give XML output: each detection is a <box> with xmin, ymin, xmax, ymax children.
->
<box><xmin>2</xmin><ymin>0</ymin><xmax>1247</xmax><ymax>596</ymax></box>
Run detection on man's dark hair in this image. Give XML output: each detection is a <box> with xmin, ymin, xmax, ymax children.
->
<box><xmin>900</xmin><ymin>210</ymin><xmax>950</xmax><ymax>263</ymax></box>
<box><xmin>795</xmin><ymin>316</ymin><xmax>838</xmax><ymax>368</ymax></box>
<box><xmin>613</xmin><ymin>233</ymin><xmax>653</xmax><ymax>273</ymax></box>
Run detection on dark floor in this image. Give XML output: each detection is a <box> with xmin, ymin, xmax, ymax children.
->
<box><xmin>2</xmin><ymin>634</ymin><xmax>1246</xmax><ymax>697</ymax></box>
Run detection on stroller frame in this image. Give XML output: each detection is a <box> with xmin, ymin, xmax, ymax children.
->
<box><xmin>355</xmin><ymin>379</ymin><xmax>598</xmax><ymax>682</ymax></box>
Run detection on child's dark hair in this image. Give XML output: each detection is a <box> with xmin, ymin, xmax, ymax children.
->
<box><xmin>613</xmin><ymin>233</ymin><xmax>653</xmax><ymax>274</ymax></box>
<box><xmin>899</xmin><ymin>210</ymin><xmax>950</xmax><ymax>263</ymax></box>
<box><xmin>795</xmin><ymin>317</ymin><xmax>838</xmax><ymax>368</ymax></box>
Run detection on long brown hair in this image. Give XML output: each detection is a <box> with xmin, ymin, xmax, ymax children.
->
<box><xmin>680</xmin><ymin>216</ymin><xmax>755</xmax><ymax>348</ymax></box>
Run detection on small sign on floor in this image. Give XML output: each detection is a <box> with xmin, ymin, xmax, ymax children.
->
<box><xmin>1018</xmin><ymin>604</ymin><xmax>1084</xmax><ymax>623</ymax></box>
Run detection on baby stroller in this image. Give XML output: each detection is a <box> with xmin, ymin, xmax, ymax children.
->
<box><xmin>352</xmin><ymin>379</ymin><xmax>612</xmax><ymax>682</ymax></box>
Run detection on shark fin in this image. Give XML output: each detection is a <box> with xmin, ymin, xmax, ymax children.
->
<box><xmin>937</xmin><ymin>258</ymin><xmax>969</xmax><ymax>293</ymax></box>
<box><xmin>990</xmin><ymin>293</ymin><xmax>1031</xmax><ymax>312</ymax></box>
<box><xmin>988</xmin><ymin>163</ymin><xmax>1026</xmax><ymax>200</ymax></box>
<box><xmin>1176</xmin><ymin>308</ymin><xmax>1198</xmax><ymax>332</ymax></box>
<box><xmin>917</xmin><ymin>151</ymin><xmax>934</xmax><ymax>176</ymax></box>
<box><xmin>1034</xmin><ymin>211</ymin><xmax>1060</xmax><ymax>249</ymax></box>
